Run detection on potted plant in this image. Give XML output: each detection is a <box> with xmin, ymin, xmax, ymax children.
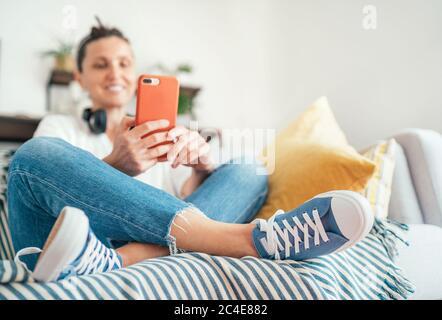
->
<box><xmin>42</xmin><ymin>40</ymin><xmax>75</xmax><ymax>72</ymax></box>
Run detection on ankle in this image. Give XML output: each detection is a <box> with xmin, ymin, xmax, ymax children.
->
<box><xmin>116</xmin><ymin>243</ymin><xmax>169</xmax><ymax>267</ymax></box>
<box><xmin>243</xmin><ymin>224</ymin><xmax>259</xmax><ymax>258</ymax></box>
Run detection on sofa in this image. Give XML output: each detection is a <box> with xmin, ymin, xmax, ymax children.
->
<box><xmin>0</xmin><ymin>118</ymin><xmax>441</xmax><ymax>299</ymax></box>
<box><xmin>384</xmin><ymin>129</ymin><xmax>442</xmax><ymax>299</ymax></box>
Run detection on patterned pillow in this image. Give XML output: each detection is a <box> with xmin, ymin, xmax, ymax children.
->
<box><xmin>360</xmin><ymin>139</ymin><xmax>398</xmax><ymax>219</ymax></box>
<box><xmin>0</xmin><ymin>147</ymin><xmax>15</xmax><ymax>261</ymax></box>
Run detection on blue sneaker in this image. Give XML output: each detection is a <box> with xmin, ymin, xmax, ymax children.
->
<box><xmin>252</xmin><ymin>190</ymin><xmax>374</xmax><ymax>260</ymax></box>
<box><xmin>16</xmin><ymin>207</ymin><xmax>122</xmax><ymax>282</ymax></box>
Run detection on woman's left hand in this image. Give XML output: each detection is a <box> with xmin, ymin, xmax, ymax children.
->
<box><xmin>166</xmin><ymin>125</ymin><xmax>215</xmax><ymax>172</ymax></box>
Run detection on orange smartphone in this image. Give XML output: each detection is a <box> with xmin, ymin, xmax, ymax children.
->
<box><xmin>135</xmin><ymin>74</ymin><xmax>180</xmax><ymax>161</ymax></box>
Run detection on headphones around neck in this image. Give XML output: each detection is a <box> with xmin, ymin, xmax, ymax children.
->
<box><xmin>82</xmin><ymin>108</ymin><xmax>107</xmax><ymax>134</ymax></box>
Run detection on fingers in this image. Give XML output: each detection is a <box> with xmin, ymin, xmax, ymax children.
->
<box><xmin>171</xmin><ymin>136</ymin><xmax>209</xmax><ymax>168</ymax></box>
<box><xmin>146</xmin><ymin>143</ymin><xmax>174</xmax><ymax>160</ymax></box>
<box><xmin>139</xmin><ymin>132</ymin><xmax>170</xmax><ymax>149</ymax></box>
<box><xmin>121</xmin><ymin>116</ymin><xmax>136</xmax><ymax>130</ymax></box>
<box><xmin>172</xmin><ymin>141</ymin><xmax>205</xmax><ymax>168</ymax></box>
<box><xmin>119</xmin><ymin>121</ymin><xmax>210</xmax><ymax>170</ymax></box>
<box><xmin>130</xmin><ymin>119</ymin><xmax>171</xmax><ymax>139</ymax></box>
<box><xmin>167</xmin><ymin>130</ymin><xmax>200</xmax><ymax>163</ymax></box>
<box><xmin>167</xmin><ymin>126</ymin><xmax>188</xmax><ymax>141</ymax></box>
<box><xmin>197</xmin><ymin>142</ymin><xmax>213</xmax><ymax>165</ymax></box>
<box><xmin>174</xmin><ymin>139</ymin><xmax>202</xmax><ymax>167</ymax></box>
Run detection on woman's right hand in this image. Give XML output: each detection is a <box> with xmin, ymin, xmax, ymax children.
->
<box><xmin>103</xmin><ymin>116</ymin><xmax>174</xmax><ymax>176</ymax></box>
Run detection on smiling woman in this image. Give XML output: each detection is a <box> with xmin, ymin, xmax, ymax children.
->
<box><xmin>78</xmin><ymin>35</ymin><xmax>134</xmax><ymax>102</ymax></box>
<box><xmin>75</xmin><ymin>18</ymin><xmax>136</xmax><ymax>113</ymax></box>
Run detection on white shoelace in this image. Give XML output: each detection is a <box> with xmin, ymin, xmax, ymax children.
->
<box><xmin>256</xmin><ymin>209</ymin><xmax>330</xmax><ymax>260</ymax></box>
<box><xmin>15</xmin><ymin>247</ymin><xmax>43</xmax><ymax>273</ymax></box>
<box><xmin>72</xmin><ymin>233</ymin><xmax>121</xmax><ymax>276</ymax></box>
<box><xmin>14</xmin><ymin>234</ymin><xmax>121</xmax><ymax>278</ymax></box>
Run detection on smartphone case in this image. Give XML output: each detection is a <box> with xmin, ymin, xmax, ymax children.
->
<box><xmin>136</xmin><ymin>74</ymin><xmax>179</xmax><ymax>128</ymax></box>
<box><xmin>135</xmin><ymin>74</ymin><xmax>180</xmax><ymax>161</ymax></box>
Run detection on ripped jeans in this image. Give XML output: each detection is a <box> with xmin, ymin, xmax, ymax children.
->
<box><xmin>7</xmin><ymin>137</ymin><xmax>268</xmax><ymax>270</ymax></box>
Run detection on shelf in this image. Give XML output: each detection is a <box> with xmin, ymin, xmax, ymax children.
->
<box><xmin>46</xmin><ymin>70</ymin><xmax>74</xmax><ymax>111</ymax></box>
<box><xmin>0</xmin><ymin>115</ymin><xmax>41</xmax><ymax>142</ymax></box>
<box><xmin>48</xmin><ymin>70</ymin><xmax>74</xmax><ymax>86</ymax></box>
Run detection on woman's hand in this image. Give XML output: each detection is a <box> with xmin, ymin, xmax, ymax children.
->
<box><xmin>103</xmin><ymin>116</ymin><xmax>174</xmax><ymax>176</ymax></box>
<box><xmin>166</xmin><ymin>125</ymin><xmax>215</xmax><ymax>173</ymax></box>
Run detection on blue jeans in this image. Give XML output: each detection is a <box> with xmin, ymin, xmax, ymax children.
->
<box><xmin>8</xmin><ymin>137</ymin><xmax>268</xmax><ymax>269</ymax></box>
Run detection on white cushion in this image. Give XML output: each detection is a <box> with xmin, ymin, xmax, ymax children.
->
<box><xmin>388</xmin><ymin>143</ymin><xmax>424</xmax><ymax>224</ymax></box>
<box><xmin>393</xmin><ymin>129</ymin><xmax>442</xmax><ymax>226</ymax></box>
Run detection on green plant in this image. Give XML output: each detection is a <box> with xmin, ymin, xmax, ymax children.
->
<box><xmin>42</xmin><ymin>40</ymin><xmax>74</xmax><ymax>59</ymax></box>
<box><xmin>178</xmin><ymin>92</ymin><xmax>192</xmax><ymax>114</ymax></box>
<box><xmin>42</xmin><ymin>40</ymin><xmax>75</xmax><ymax>71</ymax></box>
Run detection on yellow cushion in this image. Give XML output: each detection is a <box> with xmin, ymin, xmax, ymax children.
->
<box><xmin>360</xmin><ymin>139</ymin><xmax>398</xmax><ymax>219</ymax></box>
<box><xmin>256</xmin><ymin>97</ymin><xmax>376</xmax><ymax>220</ymax></box>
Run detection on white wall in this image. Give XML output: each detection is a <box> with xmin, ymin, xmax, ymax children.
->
<box><xmin>0</xmin><ymin>0</ymin><xmax>441</xmax><ymax>148</ymax></box>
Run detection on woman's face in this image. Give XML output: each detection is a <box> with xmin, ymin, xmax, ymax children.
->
<box><xmin>76</xmin><ymin>36</ymin><xmax>136</xmax><ymax>110</ymax></box>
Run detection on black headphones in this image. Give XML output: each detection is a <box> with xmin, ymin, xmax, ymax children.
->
<box><xmin>82</xmin><ymin>108</ymin><xmax>107</xmax><ymax>134</ymax></box>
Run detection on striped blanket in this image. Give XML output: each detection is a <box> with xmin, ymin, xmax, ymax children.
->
<box><xmin>0</xmin><ymin>147</ymin><xmax>14</xmax><ymax>261</ymax></box>
<box><xmin>0</xmin><ymin>220</ymin><xmax>414</xmax><ymax>300</ymax></box>
<box><xmin>0</xmin><ymin>145</ymin><xmax>414</xmax><ymax>300</ymax></box>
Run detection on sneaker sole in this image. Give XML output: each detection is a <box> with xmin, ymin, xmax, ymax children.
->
<box><xmin>32</xmin><ymin>207</ymin><xmax>89</xmax><ymax>282</ymax></box>
<box><xmin>315</xmin><ymin>190</ymin><xmax>374</xmax><ymax>253</ymax></box>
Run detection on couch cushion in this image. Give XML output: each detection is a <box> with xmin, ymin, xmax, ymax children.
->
<box><xmin>388</xmin><ymin>143</ymin><xmax>424</xmax><ymax>224</ymax></box>
<box><xmin>360</xmin><ymin>139</ymin><xmax>397</xmax><ymax>219</ymax></box>
<box><xmin>393</xmin><ymin>129</ymin><xmax>442</xmax><ymax>226</ymax></box>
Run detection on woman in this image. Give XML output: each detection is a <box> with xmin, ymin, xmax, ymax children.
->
<box><xmin>8</xmin><ymin>21</ymin><xmax>374</xmax><ymax>282</ymax></box>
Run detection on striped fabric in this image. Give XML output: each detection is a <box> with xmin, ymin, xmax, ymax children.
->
<box><xmin>0</xmin><ymin>219</ymin><xmax>414</xmax><ymax>300</ymax></box>
<box><xmin>0</xmin><ymin>144</ymin><xmax>414</xmax><ymax>300</ymax></box>
<box><xmin>0</xmin><ymin>147</ymin><xmax>15</xmax><ymax>261</ymax></box>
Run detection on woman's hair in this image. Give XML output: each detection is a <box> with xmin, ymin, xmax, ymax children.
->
<box><xmin>76</xmin><ymin>16</ymin><xmax>130</xmax><ymax>72</ymax></box>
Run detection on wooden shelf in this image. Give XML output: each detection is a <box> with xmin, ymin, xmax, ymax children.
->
<box><xmin>0</xmin><ymin>115</ymin><xmax>41</xmax><ymax>142</ymax></box>
<box><xmin>48</xmin><ymin>70</ymin><xmax>74</xmax><ymax>86</ymax></box>
<box><xmin>46</xmin><ymin>70</ymin><xmax>74</xmax><ymax>111</ymax></box>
